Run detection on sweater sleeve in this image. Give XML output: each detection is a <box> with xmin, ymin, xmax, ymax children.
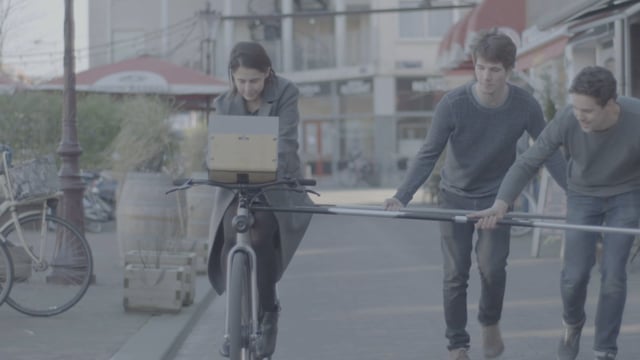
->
<box><xmin>498</xmin><ymin>111</ymin><xmax>566</xmax><ymax>204</ymax></box>
<box><xmin>393</xmin><ymin>95</ymin><xmax>452</xmax><ymax>205</ymax></box>
<box><xmin>525</xmin><ymin>100</ymin><xmax>568</xmax><ymax>190</ymax></box>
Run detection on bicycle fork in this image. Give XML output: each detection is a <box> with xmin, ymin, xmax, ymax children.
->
<box><xmin>223</xmin><ymin>203</ymin><xmax>261</xmax><ymax>351</ymax></box>
<box><xmin>9</xmin><ymin>202</ymin><xmax>47</xmax><ymax>267</ymax></box>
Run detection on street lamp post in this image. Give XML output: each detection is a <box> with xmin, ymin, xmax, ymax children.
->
<box><xmin>58</xmin><ymin>0</ymin><xmax>84</xmax><ymax>235</ymax></box>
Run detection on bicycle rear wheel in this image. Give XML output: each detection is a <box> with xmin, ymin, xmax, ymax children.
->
<box><xmin>228</xmin><ymin>252</ymin><xmax>255</xmax><ymax>360</ymax></box>
<box><xmin>0</xmin><ymin>240</ymin><xmax>14</xmax><ymax>306</ymax></box>
<box><xmin>3</xmin><ymin>214</ymin><xmax>93</xmax><ymax>317</ymax></box>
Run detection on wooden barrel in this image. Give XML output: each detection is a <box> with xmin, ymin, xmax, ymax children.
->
<box><xmin>185</xmin><ymin>172</ymin><xmax>215</xmax><ymax>240</ymax></box>
<box><xmin>116</xmin><ymin>172</ymin><xmax>186</xmax><ymax>258</ymax></box>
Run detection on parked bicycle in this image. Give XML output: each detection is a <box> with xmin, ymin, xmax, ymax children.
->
<box><xmin>0</xmin><ymin>150</ymin><xmax>93</xmax><ymax>317</ymax></box>
<box><xmin>337</xmin><ymin>149</ymin><xmax>378</xmax><ymax>187</ymax></box>
<box><xmin>167</xmin><ymin>176</ymin><xmax>316</xmax><ymax>360</ymax></box>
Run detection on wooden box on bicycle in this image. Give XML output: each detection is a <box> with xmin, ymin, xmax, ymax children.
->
<box><xmin>206</xmin><ymin>114</ymin><xmax>278</xmax><ymax>184</ymax></box>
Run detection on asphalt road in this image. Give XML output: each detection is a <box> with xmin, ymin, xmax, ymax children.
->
<box><xmin>172</xmin><ymin>212</ymin><xmax>640</xmax><ymax>360</ymax></box>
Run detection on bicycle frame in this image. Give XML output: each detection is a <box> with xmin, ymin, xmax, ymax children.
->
<box><xmin>167</xmin><ymin>176</ymin><xmax>316</xmax><ymax>358</ymax></box>
<box><xmin>223</xmin><ymin>192</ymin><xmax>261</xmax><ymax>352</ymax></box>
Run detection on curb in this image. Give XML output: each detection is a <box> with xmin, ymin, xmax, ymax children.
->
<box><xmin>110</xmin><ymin>276</ymin><xmax>216</xmax><ymax>360</ymax></box>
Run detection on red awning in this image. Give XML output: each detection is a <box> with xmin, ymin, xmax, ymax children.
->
<box><xmin>465</xmin><ymin>0</ymin><xmax>526</xmax><ymax>50</ymax></box>
<box><xmin>516</xmin><ymin>36</ymin><xmax>569</xmax><ymax>71</ymax></box>
<box><xmin>38</xmin><ymin>55</ymin><xmax>228</xmax><ymax>96</ymax></box>
<box><xmin>438</xmin><ymin>0</ymin><xmax>526</xmax><ymax>71</ymax></box>
<box><xmin>437</xmin><ymin>8</ymin><xmax>475</xmax><ymax>70</ymax></box>
<box><xmin>436</xmin><ymin>23</ymin><xmax>455</xmax><ymax>64</ymax></box>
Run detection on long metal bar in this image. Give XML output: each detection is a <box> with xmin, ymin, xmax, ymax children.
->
<box><xmin>251</xmin><ymin>205</ymin><xmax>640</xmax><ymax>236</ymax></box>
<box><xmin>315</xmin><ymin>204</ymin><xmax>566</xmax><ymax>221</ymax></box>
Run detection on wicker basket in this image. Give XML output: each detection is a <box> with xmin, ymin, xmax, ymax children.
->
<box><xmin>6</xmin><ymin>155</ymin><xmax>59</xmax><ymax>201</ymax></box>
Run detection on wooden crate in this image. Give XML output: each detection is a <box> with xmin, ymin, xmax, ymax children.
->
<box><xmin>169</xmin><ymin>238</ymin><xmax>209</xmax><ymax>275</ymax></box>
<box><xmin>124</xmin><ymin>250</ymin><xmax>196</xmax><ymax>306</ymax></box>
<box><xmin>207</xmin><ymin>115</ymin><xmax>278</xmax><ymax>183</ymax></box>
<box><xmin>123</xmin><ymin>264</ymin><xmax>185</xmax><ymax>313</ymax></box>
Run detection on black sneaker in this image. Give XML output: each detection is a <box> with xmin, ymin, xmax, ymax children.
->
<box><xmin>594</xmin><ymin>351</ymin><xmax>616</xmax><ymax>360</ymax></box>
<box><xmin>255</xmin><ymin>304</ymin><xmax>281</xmax><ymax>358</ymax></box>
<box><xmin>219</xmin><ymin>337</ymin><xmax>230</xmax><ymax>358</ymax></box>
<box><xmin>557</xmin><ymin>320</ymin><xmax>584</xmax><ymax>360</ymax></box>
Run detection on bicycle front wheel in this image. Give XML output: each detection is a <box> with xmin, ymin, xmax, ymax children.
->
<box><xmin>4</xmin><ymin>214</ymin><xmax>94</xmax><ymax>317</ymax></box>
<box><xmin>0</xmin><ymin>240</ymin><xmax>14</xmax><ymax>306</ymax></box>
<box><xmin>228</xmin><ymin>252</ymin><xmax>254</xmax><ymax>360</ymax></box>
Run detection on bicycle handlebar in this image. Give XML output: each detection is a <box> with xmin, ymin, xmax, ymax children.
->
<box><xmin>166</xmin><ymin>177</ymin><xmax>317</xmax><ymax>194</ymax></box>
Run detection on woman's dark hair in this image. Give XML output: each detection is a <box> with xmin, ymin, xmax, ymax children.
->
<box><xmin>471</xmin><ymin>30</ymin><xmax>516</xmax><ymax>70</ymax></box>
<box><xmin>227</xmin><ymin>41</ymin><xmax>275</xmax><ymax>92</ymax></box>
<box><xmin>569</xmin><ymin>66</ymin><xmax>617</xmax><ymax>107</ymax></box>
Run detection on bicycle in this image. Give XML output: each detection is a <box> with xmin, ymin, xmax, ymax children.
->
<box><xmin>168</xmin><ymin>176</ymin><xmax>316</xmax><ymax>360</ymax></box>
<box><xmin>0</xmin><ymin>151</ymin><xmax>94</xmax><ymax>317</ymax></box>
<box><xmin>337</xmin><ymin>150</ymin><xmax>378</xmax><ymax>188</ymax></box>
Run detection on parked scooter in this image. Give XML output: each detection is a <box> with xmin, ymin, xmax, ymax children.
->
<box><xmin>81</xmin><ymin>171</ymin><xmax>115</xmax><ymax>233</ymax></box>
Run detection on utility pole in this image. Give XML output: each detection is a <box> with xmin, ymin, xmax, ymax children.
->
<box><xmin>198</xmin><ymin>1</ymin><xmax>220</xmax><ymax>75</ymax></box>
<box><xmin>197</xmin><ymin>1</ymin><xmax>220</xmax><ymax>129</ymax></box>
<box><xmin>58</xmin><ymin>0</ymin><xmax>84</xmax><ymax>236</ymax></box>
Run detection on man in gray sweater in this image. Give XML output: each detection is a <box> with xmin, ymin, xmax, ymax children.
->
<box><xmin>384</xmin><ymin>31</ymin><xmax>567</xmax><ymax>360</ymax></box>
<box><xmin>473</xmin><ymin>67</ymin><xmax>640</xmax><ymax>360</ymax></box>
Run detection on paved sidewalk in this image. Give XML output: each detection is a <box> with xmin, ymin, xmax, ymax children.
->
<box><xmin>0</xmin><ymin>220</ymin><xmax>216</xmax><ymax>360</ymax></box>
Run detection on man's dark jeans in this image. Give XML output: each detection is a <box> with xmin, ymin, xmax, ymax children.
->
<box><xmin>562</xmin><ymin>189</ymin><xmax>640</xmax><ymax>356</ymax></box>
<box><xmin>438</xmin><ymin>188</ymin><xmax>511</xmax><ymax>350</ymax></box>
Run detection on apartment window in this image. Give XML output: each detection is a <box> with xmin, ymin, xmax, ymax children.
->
<box><xmin>293</xmin><ymin>16</ymin><xmax>336</xmax><ymax>71</ymax></box>
<box><xmin>398</xmin><ymin>1</ymin><xmax>425</xmax><ymax>38</ymax></box>
<box><xmin>398</xmin><ymin>1</ymin><xmax>453</xmax><ymax>39</ymax></box>
<box><xmin>428</xmin><ymin>9</ymin><xmax>453</xmax><ymax>37</ymax></box>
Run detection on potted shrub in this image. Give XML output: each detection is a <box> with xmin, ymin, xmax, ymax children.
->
<box><xmin>107</xmin><ymin>96</ymin><xmax>194</xmax><ymax>312</ymax></box>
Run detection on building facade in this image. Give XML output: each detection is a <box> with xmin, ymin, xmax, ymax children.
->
<box><xmin>516</xmin><ymin>0</ymin><xmax>640</xmax><ymax>110</ymax></box>
<box><xmin>86</xmin><ymin>0</ymin><xmax>640</xmax><ymax>186</ymax></box>
<box><xmin>88</xmin><ymin>0</ymin><xmax>478</xmax><ymax>185</ymax></box>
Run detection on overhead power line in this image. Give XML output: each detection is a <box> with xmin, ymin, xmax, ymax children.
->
<box><xmin>2</xmin><ymin>16</ymin><xmax>198</xmax><ymax>60</ymax></box>
<box><xmin>4</xmin><ymin>2</ymin><xmax>478</xmax><ymax>72</ymax></box>
<box><xmin>220</xmin><ymin>2</ymin><xmax>477</xmax><ymax>20</ymax></box>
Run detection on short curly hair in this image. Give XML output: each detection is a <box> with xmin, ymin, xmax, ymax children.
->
<box><xmin>569</xmin><ymin>66</ymin><xmax>617</xmax><ymax>107</ymax></box>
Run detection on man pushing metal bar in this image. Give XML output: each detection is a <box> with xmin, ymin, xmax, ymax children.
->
<box><xmin>471</xmin><ymin>66</ymin><xmax>640</xmax><ymax>360</ymax></box>
<box><xmin>383</xmin><ymin>30</ymin><xmax>569</xmax><ymax>360</ymax></box>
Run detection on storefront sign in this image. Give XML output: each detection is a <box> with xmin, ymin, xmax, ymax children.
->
<box><xmin>410</xmin><ymin>77</ymin><xmax>447</xmax><ymax>92</ymax></box>
<box><xmin>339</xmin><ymin>79</ymin><xmax>372</xmax><ymax>95</ymax></box>
<box><xmin>395</xmin><ymin>60</ymin><xmax>423</xmax><ymax>69</ymax></box>
<box><xmin>94</xmin><ymin>71</ymin><xmax>169</xmax><ymax>93</ymax></box>
<box><xmin>298</xmin><ymin>82</ymin><xmax>331</xmax><ymax>97</ymax></box>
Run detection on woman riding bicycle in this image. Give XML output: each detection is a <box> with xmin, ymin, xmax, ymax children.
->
<box><xmin>208</xmin><ymin>41</ymin><xmax>313</xmax><ymax>358</ymax></box>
